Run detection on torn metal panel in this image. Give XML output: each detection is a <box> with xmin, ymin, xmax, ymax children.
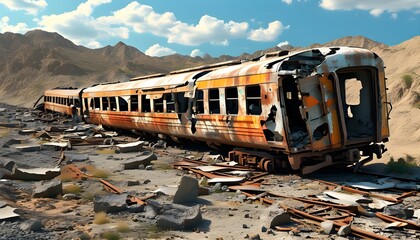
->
<box><xmin>4</xmin><ymin>167</ymin><xmax>61</xmax><ymax>181</ymax></box>
<box><xmin>0</xmin><ymin>206</ymin><xmax>20</xmax><ymax>221</ymax></box>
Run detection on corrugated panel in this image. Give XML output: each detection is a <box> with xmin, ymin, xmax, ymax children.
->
<box><xmin>44</xmin><ymin>89</ymin><xmax>81</xmax><ymax>97</ymax></box>
<box><xmin>84</xmin><ymin>70</ymin><xmax>205</xmax><ymax>93</ymax></box>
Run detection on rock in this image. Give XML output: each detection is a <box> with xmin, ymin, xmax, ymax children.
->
<box><xmin>338</xmin><ymin>224</ymin><xmax>351</xmax><ymax>236</ymax></box>
<box><xmin>143</xmin><ymin>179</ymin><xmax>151</xmax><ymax>184</ymax></box>
<box><xmin>138</xmin><ymin>164</ymin><xmax>145</xmax><ymax>170</ymax></box>
<box><xmin>261</xmin><ymin>205</ymin><xmax>290</xmax><ymax>229</ymax></box>
<box><xmin>384</xmin><ymin>204</ymin><xmax>406</xmax><ymax>218</ymax></box>
<box><xmin>321</xmin><ymin>220</ymin><xmax>334</xmax><ymax>234</ymax></box>
<box><xmin>127</xmin><ymin>180</ymin><xmax>140</xmax><ymax>186</ymax></box>
<box><xmin>242</xmin><ymin>224</ymin><xmax>248</xmax><ymax>228</ymax></box>
<box><xmin>261</xmin><ymin>226</ymin><xmax>267</xmax><ymax>232</ymax></box>
<box><xmin>173</xmin><ymin>176</ymin><xmax>198</xmax><ymax>204</ymax></box>
<box><xmin>32</xmin><ymin>180</ymin><xmax>63</xmax><ymax>198</ymax></box>
<box><xmin>250</xmin><ymin>234</ymin><xmax>260</xmax><ymax>240</ymax></box>
<box><xmin>122</xmin><ymin>152</ymin><xmax>157</xmax><ymax>170</ymax></box>
<box><xmin>143</xmin><ymin>205</ymin><xmax>158</xmax><ymax>219</ymax></box>
<box><xmin>19</xmin><ymin>219</ymin><xmax>43</xmax><ymax>232</ymax></box>
<box><xmin>244</xmin><ymin>213</ymin><xmax>250</xmax><ymax>218</ymax></box>
<box><xmin>152</xmin><ymin>140</ymin><xmax>167</xmax><ymax>149</ymax></box>
<box><xmin>211</xmin><ymin>183</ymin><xmax>222</xmax><ymax>193</ymax></box>
<box><xmin>145</xmin><ymin>165</ymin><xmax>153</xmax><ymax>170</ymax></box>
<box><xmin>148</xmin><ymin>200</ymin><xmax>202</xmax><ymax>230</ymax></box>
<box><xmin>93</xmin><ymin>194</ymin><xmax>129</xmax><ymax>213</ymax></box>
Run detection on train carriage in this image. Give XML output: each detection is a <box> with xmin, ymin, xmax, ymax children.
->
<box><xmin>44</xmin><ymin>88</ymin><xmax>82</xmax><ymax>116</ymax></box>
<box><xmin>44</xmin><ymin>47</ymin><xmax>391</xmax><ymax>173</ymax></box>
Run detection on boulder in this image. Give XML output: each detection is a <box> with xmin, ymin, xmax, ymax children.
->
<box><xmin>20</xmin><ymin>219</ymin><xmax>43</xmax><ymax>232</ymax></box>
<box><xmin>32</xmin><ymin>180</ymin><xmax>63</xmax><ymax>198</ymax></box>
<box><xmin>173</xmin><ymin>176</ymin><xmax>198</xmax><ymax>204</ymax></box>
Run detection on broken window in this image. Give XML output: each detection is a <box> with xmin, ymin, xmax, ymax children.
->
<box><xmin>344</xmin><ymin>78</ymin><xmax>363</xmax><ymax>118</ymax></box>
<box><xmin>154</xmin><ymin>96</ymin><xmax>164</xmax><ymax>113</ymax></box>
<box><xmin>93</xmin><ymin>98</ymin><xmax>100</xmax><ymax>110</ymax></box>
<box><xmin>130</xmin><ymin>95</ymin><xmax>138</xmax><ymax>111</ymax></box>
<box><xmin>246</xmin><ymin>85</ymin><xmax>262</xmax><ymax>115</ymax></box>
<box><xmin>102</xmin><ymin>97</ymin><xmax>109</xmax><ymax>111</ymax></box>
<box><xmin>165</xmin><ymin>93</ymin><xmax>175</xmax><ymax>113</ymax></box>
<box><xmin>225</xmin><ymin>87</ymin><xmax>238</xmax><ymax>115</ymax></box>
<box><xmin>109</xmin><ymin>97</ymin><xmax>117</xmax><ymax>111</ymax></box>
<box><xmin>141</xmin><ymin>95</ymin><xmax>151</xmax><ymax>112</ymax></box>
<box><xmin>209</xmin><ymin>88</ymin><xmax>220</xmax><ymax>114</ymax></box>
<box><xmin>118</xmin><ymin>96</ymin><xmax>128</xmax><ymax>111</ymax></box>
<box><xmin>176</xmin><ymin>92</ymin><xmax>188</xmax><ymax>113</ymax></box>
<box><xmin>195</xmin><ymin>90</ymin><xmax>204</xmax><ymax>114</ymax></box>
<box><xmin>74</xmin><ymin>98</ymin><xmax>80</xmax><ymax>108</ymax></box>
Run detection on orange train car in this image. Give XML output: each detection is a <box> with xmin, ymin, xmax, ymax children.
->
<box><xmin>44</xmin><ymin>88</ymin><xmax>82</xmax><ymax>116</ymax></box>
<box><xmin>44</xmin><ymin>47</ymin><xmax>391</xmax><ymax>173</ymax></box>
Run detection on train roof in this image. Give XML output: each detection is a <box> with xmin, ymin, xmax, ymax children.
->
<box><xmin>44</xmin><ymin>88</ymin><xmax>81</xmax><ymax>97</ymax></box>
<box><xmin>83</xmin><ymin>69</ymin><xmax>206</xmax><ymax>93</ymax></box>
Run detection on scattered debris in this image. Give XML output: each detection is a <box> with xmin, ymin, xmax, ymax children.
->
<box><xmin>32</xmin><ymin>179</ymin><xmax>63</xmax><ymax>198</ymax></box>
<box><xmin>173</xmin><ymin>176</ymin><xmax>198</xmax><ymax>204</ymax></box>
<box><xmin>122</xmin><ymin>152</ymin><xmax>157</xmax><ymax>170</ymax></box>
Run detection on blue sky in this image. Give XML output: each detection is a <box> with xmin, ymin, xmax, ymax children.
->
<box><xmin>0</xmin><ymin>0</ymin><xmax>419</xmax><ymax>57</ymax></box>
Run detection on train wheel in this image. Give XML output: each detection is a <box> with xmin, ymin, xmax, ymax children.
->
<box><xmin>263</xmin><ymin>159</ymin><xmax>273</xmax><ymax>172</ymax></box>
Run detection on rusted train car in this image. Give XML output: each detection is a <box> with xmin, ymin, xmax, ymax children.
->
<box><xmin>44</xmin><ymin>88</ymin><xmax>82</xmax><ymax>116</ymax></box>
<box><xmin>43</xmin><ymin>47</ymin><xmax>391</xmax><ymax>173</ymax></box>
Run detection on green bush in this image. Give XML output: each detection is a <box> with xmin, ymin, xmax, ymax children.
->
<box><xmin>402</xmin><ymin>74</ymin><xmax>413</xmax><ymax>89</ymax></box>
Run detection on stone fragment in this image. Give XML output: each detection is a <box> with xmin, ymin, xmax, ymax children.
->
<box><xmin>145</xmin><ymin>165</ymin><xmax>153</xmax><ymax>170</ymax></box>
<box><xmin>93</xmin><ymin>194</ymin><xmax>129</xmax><ymax>213</ymax></box>
<box><xmin>122</xmin><ymin>152</ymin><xmax>157</xmax><ymax>170</ymax></box>
<box><xmin>338</xmin><ymin>224</ymin><xmax>351</xmax><ymax>236</ymax></box>
<box><xmin>127</xmin><ymin>180</ymin><xmax>140</xmax><ymax>186</ymax></box>
<box><xmin>250</xmin><ymin>234</ymin><xmax>260</xmax><ymax>240</ymax></box>
<box><xmin>148</xmin><ymin>200</ymin><xmax>202</xmax><ymax>230</ymax></box>
<box><xmin>321</xmin><ymin>220</ymin><xmax>334</xmax><ymax>234</ymax></box>
<box><xmin>384</xmin><ymin>204</ymin><xmax>406</xmax><ymax>218</ymax></box>
<box><xmin>116</xmin><ymin>141</ymin><xmax>144</xmax><ymax>153</ymax></box>
<box><xmin>32</xmin><ymin>180</ymin><xmax>63</xmax><ymax>198</ymax></box>
<box><xmin>63</xmin><ymin>193</ymin><xmax>79</xmax><ymax>200</ymax></box>
<box><xmin>261</xmin><ymin>205</ymin><xmax>290</xmax><ymax>229</ymax></box>
<box><xmin>19</xmin><ymin>219</ymin><xmax>43</xmax><ymax>232</ymax></box>
<box><xmin>173</xmin><ymin>176</ymin><xmax>198</xmax><ymax>204</ymax></box>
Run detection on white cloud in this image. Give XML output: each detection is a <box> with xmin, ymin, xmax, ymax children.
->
<box><xmin>282</xmin><ymin>0</ymin><xmax>293</xmax><ymax>5</ymax></box>
<box><xmin>277</xmin><ymin>40</ymin><xmax>289</xmax><ymax>47</ymax></box>
<box><xmin>391</xmin><ymin>13</ymin><xmax>398</xmax><ymax>19</ymax></box>
<box><xmin>145</xmin><ymin>44</ymin><xmax>176</xmax><ymax>57</ymax></box>
<box><xmin>0</xmin><ymin>16</ymin><xmax>30</xmax><ymax>33</ymax></box>
<box><xmin>0</xmin><ymin>0</ymin><xmax>47</xmax><ymax>15</ymax></box>
<box><xmin>320</xmin><ymin>0</ymin><xmax>420</xmax><ymax>16</ymax></box>
<box><xmin>190</xmin><ymin>49</ymin><xmax>203</xmax><ymax>57</ymax></box>
<box><xmin>248</xmin><ymin>21</ymin><xmax>289</xmax><ymax>42</ymax></box>
<box><xmin>36</xmin><ymin>0</ymin><xmax>128</xmax><ymax>48</ymax></box>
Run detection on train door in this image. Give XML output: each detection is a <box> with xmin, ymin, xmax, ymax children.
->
<box><xmin>287</xmin><ymin>74</ymin><xmax>343</xmax><ymax>151</ymax></box>
<box><xmin>335</xmin><ymin>68</ymin><xmax>377</xmax><ymax>144</ymax></box>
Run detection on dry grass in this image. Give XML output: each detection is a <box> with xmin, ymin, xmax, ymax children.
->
<box><xmin>63</xmin><ymin>184</ymin><xmax>81</xmax><ymax>194</ymax></box>
<box><xmin>115</xmin><ymin>221</ymin><xmax>130</xmax><ymax>233</ymax></box>
<box><xmin>93</xmin><ymin>212</ymin><xmax>110</xmax><ymax>225</ymax></box>
<box><xmin>0</xmin><ymin>128</ymin><xmax>11</xmax><ymax>137</ymax></box>
<box><xmin>101</xmin><ymin>231</ymin><xmax>120</xmax><ymax>240</ymax></box>
<box><xmin>91</xmin><ymin>169</ymin><xmax>110</xmax><ymax>178</ymax></box>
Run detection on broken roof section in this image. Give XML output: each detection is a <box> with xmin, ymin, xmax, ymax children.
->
<box><xmin>84</xmin><ymin>69</ymin><xmax>209</xmax><ymax>94</ymax></box>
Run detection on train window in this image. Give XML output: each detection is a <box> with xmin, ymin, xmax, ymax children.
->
<box><xmin>176</xmin><ymin>92</ymin><xmax>188</xmax><ymax>113</ymax></box>
<box><xmin>141</xmin><ymin>95</ymin><xmax>151</xmax><ymax>112</ymax></box>
<box><xmin>225</xmin><ymin>87</ymin><xmax>238</xmax><ymax>115</ymax></box>
<box><xmin>74</xmin><ymin>99</ymin><xmax>80</xmax><ymax>107</ymax></box>
<box><xmin>102</xmin><ymin>97</ymin><xmax>109</xmax><ymax>111</ymax></box>
<box><xmin>195</xmin><ymin>90</ymin><xmax>204</xmax><ymax>114</ymax></box>
<box><xmin>118</xmin><ymin>96</ymin><xmax>128</xmax><ymax>111</ymax></box>
<box><xmin>110</xmin><ymin>97</ymin><xmax>117</xmax><ymax>111</ymax></box>
<box><xmin>209</xmin><ymin>89</ymin><xmax>220</xmax><ymax>114</ymax></box>
<box><xmin>165</xmin><ymin>93</ymin><xmax>175</xmax><ymax>113</ymax></box>
<box><xmin>130</xmin><ymin>95</ymin><xmax>138</xmax><ymax>111</ymax></box>
<box><xmin>246</xmin><ymin>85</ymin><xmax>262</xmax><ymax>115</ymax></box>
<box><xmin>93</xmin><ymin>98</ymin><xmax>100</xmax><ymax>110</ymax></box>
<box><xmin>154</xmin><ymin>96</ymin><xmax>164</xmax><ymax>113</ymax></box>
<box><xmin>345</xmin><ymin>78</ymin><xmax>362</xmax><ymax>106</ymax></box>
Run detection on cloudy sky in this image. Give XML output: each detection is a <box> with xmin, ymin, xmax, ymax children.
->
<box><xmin>0</xmin><ymin>0</ymin><xmax>419</xmax><ymax>57</ymax></box>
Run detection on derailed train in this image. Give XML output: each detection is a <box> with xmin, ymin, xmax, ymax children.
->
<box><xmin>42</xmin><ymin>47</ymin><xmax>391</xmax><ymax>174</ymax></box>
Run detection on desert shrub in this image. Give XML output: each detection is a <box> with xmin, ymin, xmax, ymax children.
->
<box><xmin>402</xmin><ymin>74</ymin><xmax>413</xmax><ymax>89</ymax></box>
<box><xmin>91</xmin><ymin>169</ymin><xmax>109</xmax><ymax>178</ymax></box>
<box><xmin>116</xmin><ymin>221</ymin><xmax>130</xmax><ymax>233</ymax></box>
<box><xmin>63</xmin><ymin>184</ymin><xmax>81</xmax><ymax>194</ymax></box>
<box><xmin>387</xmin><ymin>155</ymin><xmax>418</xmax><ymax>173</ymax></box>
<box><xmin>101</xmin><ymin>231</ymin><xmax>120</xmax><ymax>240</ymax></box>
<box><xmin>93</xmin><ymin>212</ymin><xmax>110</xmax><ymax>224</ymax></box>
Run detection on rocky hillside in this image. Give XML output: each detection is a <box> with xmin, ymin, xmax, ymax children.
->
<box><xmin>0</xmin><ymin>30</ymin><xmax>231</xmax><ymax>106</ymax></box>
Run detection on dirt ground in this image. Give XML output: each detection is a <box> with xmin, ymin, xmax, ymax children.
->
<box><xmin>0</xmin><ymin>103</ymin><xmax>419</xmax><ymax>240</ymax></box>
